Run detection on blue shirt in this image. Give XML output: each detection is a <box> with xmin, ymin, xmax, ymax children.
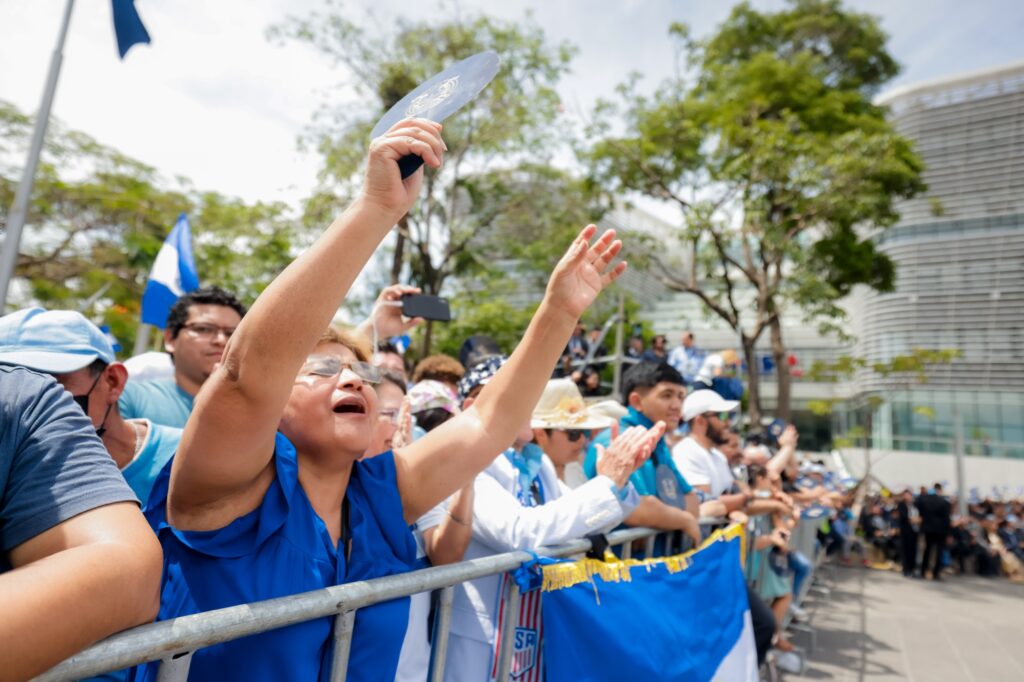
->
<box><xmin>119</xmin><ymin>379</ymin><xmax>194</xmax><ymax>429</ymax></box>
<box><xmin>121</xmin><ymin>421</ymin><xmax>180</xmax><ymax>506</ymax></box>
<box><xmin>584</xmin><ymin>407</ymin><xmax>692</xmax><ymax>499</ymax></box>
<box><xmin>138</xmin><ymin>434</ymin><xmax>416</xmax><ymax>682</ymax></box>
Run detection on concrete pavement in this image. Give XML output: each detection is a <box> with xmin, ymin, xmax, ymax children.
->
<box><xmin>788</xmin><ymin>564</ymin><xmax>1024</xmax><ymax>681</ymax></box>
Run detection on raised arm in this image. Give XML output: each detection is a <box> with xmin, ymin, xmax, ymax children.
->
<box><xmin>168</xmin><ymin>121</ymin><xmax>445</xmax><ymax>522</ymax></box>
<box><xmin>395</xmin><ymin>226</ymin><xmax>626</xmax><ymax>521</ymax></box>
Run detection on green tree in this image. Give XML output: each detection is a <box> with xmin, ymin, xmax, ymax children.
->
<box><xmin>270</xmin><ymin>5</ymin><xmax>593</xmax><ymax>356</ymax></box>
<box><xmin>584</xmin><ymin>0</ymin><xmax>924</xmax><ymax>425</ymax></box>
<box><xmin>0</xmin><ymin>100</ymin><xmax>298</xmax><ymax>351</ymax></box>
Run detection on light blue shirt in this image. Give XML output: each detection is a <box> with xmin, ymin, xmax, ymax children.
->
<box><xmin>121</xmin><ymin>420</ymin><xmax>180</xmax><ymax>506</ymax></box>
<box><xmin>119</xmin><ymin>379</ymin><xmax>194</xmax><ymax>428</ymax></box>
<box><xmin>667</xmin><ymin>346</ymin><xmax>705</xmax><ymax>384</ymax></box>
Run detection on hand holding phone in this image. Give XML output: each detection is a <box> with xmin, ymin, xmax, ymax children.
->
<box><xmin>401</xmin><ymin>294</ymin><xmax>451</xmax><ymax>322</ymax></box>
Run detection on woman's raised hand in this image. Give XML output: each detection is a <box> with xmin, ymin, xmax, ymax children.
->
<box><xmin>545</xmin><ymin>225</ymin><xmax>626</xmax><ymax>321</ymax></box>
<box><xmin>360</xmin><ymin>118</ymin><xmax>446</xmax><ymax>219</ymax></box>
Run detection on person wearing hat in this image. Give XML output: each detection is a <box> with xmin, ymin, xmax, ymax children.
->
<box><xmin>0</xmin><ymin>307</ymin><xmax>181</xmax><ymax>505</ymax></box>
<box><xmin>0</xmin><ymin>325</ymin><xmax>162</xmax><ymax>680</ymax></box>
<box><xmin>531</xmin><ymin>378</ymin><xmax>614</xmax><ymax>487</ymax></box>
<box><xmin>444</xmin><ymin>369</ymin><xmax>662</xmax><ymax>682</ymax></box>
<box><xmin>672</xmin><ymin>390</ymin><xmax>743</xmax><ymax>500</ymax></box>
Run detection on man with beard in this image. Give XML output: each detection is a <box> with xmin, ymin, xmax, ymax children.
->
<box><xmin>672</xmin><ymin>390</ymin><xmax>741</xmax><ymax>498</ymax></box>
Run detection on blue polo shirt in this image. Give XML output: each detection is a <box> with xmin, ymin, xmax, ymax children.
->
<box><xmin>584</xmin><ymin>407</ymin><xmax>692</xmax><ymax>498</ymax></box>
<box><xmin>138</xmin><ymin>433</ymin><xmax>416</xmax><ymax>682</ymax></box>
<box><xmin>119</xmin><ymin>379</ymin><xmax>193</xmax><ymax>429</ymax></box>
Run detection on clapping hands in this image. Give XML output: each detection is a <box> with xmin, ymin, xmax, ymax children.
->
<box><xmin>595</xmin><ymin>421</ymin><xmax>666</xmax><ymax>489</ymax></box>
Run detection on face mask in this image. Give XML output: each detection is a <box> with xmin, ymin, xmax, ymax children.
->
<box><xmin>754</xmin><ymin>490</ymin><xmax>772</xmax><ymax>499</ymax></box>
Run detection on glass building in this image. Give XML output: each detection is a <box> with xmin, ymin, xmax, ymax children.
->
<box><xmin>844</xmin><ymin>61</ymin><xmax>1024</xmax><ymax>459</ymax></box>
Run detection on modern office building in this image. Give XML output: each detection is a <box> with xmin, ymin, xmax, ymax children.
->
<box><xmin>842</xmin><ymin>61</ymin><xmax>1024</xmax><ymax>465</ymax></box>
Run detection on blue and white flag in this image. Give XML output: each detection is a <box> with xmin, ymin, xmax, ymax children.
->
<box><xmin>111</xmin><ymin>0</ymin><xmax>151</xmax><ymax>59</ymax></box>
<box><xmin>141</xmin><ymin>214</ymin><xmax>199</xmax><ymax>329</ymax></box>
<box><xmin>539</xmin><ymin>526</ymin><xmax>758</xmax><ymax>681</ymax></box>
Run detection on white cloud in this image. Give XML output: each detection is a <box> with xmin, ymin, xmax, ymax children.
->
<box><xmin>1</xmin><ymin>0</ymin><xmax>1022</xmax><ymax>215</ymax></box>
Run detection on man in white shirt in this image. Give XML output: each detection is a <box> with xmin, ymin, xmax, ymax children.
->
<box><xmin>673</xmin><ymin>390</ymin><xmax>740</xmax><ymax>498</ymax></box>
<box><xmin>667</xmin><ymin>330</ymin><xmax>704</xmax><ymax>386</ymax></box>
<box><xmin>444</xmin><ymin>361</ymin><xmax>661</xmax><ymax>682</ymax></box>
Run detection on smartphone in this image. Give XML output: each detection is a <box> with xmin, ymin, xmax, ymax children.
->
<box><xmin>401</xmin><ymin>294</ymin><xmax>451</xmax><ymax>322</ymax></box>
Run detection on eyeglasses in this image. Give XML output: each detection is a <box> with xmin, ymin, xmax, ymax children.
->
<box><xmin>182</xmin><ymin>323</ymin><xmax>237</xmax><ymax>340</ymax></box>
<box><xmin>703</xmin><ymin>411</ymin><xmax>734</xmax><ymax>424</ymax></box>
<box><xmin>72</xmin><ymin>370</ymin><xmax>104</xmax><ymax>413</ymax></box>
<box><xmin>299</xmin><ymin>354</ymin><xmax>382</xmax><ymax>384</ymax></box>
<box><xmin>562</xmin><ymin>429</ymin><xmax>591</xmax><ymax>442</ymax></box>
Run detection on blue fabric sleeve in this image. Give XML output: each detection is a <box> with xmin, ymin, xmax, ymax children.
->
<box><xmin>584</xmin><ymin>428</ymin><xmax>612</xmax><ymax>480</ymax></box>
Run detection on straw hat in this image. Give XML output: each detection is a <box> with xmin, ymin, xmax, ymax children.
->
<box><xmin>530</xmin><ymin>379</ymin><xmax>613</xmax><ymax>430</ymax></box>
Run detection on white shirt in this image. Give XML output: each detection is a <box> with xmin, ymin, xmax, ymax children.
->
<box><xmin>672</xmin><ymin>436</ymin><xmax>735</xmax><ymax>498</ymax></box>
<box><xmin>444</xmin><ymin>452</ymin><xmax>638</xmax><ymax>682</ymax></box>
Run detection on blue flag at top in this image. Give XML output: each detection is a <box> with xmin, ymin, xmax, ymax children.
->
<box><xmin>141</xmin><ymin>214</ymin><xmax>199</xmax><ymax>329</ymax></box>
<box><xmin>111</xmin><ymin>0</ymin><xmax>151</xmax><ymax>59</ymax></box>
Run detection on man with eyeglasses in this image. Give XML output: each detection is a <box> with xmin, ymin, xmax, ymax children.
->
<box><xmin>0</xmin><ymin>308</ymin><xmax>181</xmax><ymax>507</ymax></box>
<box><xmin>120</xmin><ymin>286</ymin><xmax>247</xmax><ymax>428</ymax></box>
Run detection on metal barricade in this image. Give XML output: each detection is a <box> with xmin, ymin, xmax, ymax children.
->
<box><xmin>38</xmin><ymin>522</ymin><xmax>735</xmax><ymax>682</ymax></box>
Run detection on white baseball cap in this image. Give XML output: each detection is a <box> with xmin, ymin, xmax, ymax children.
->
<box><xmin>682</xmin><ymin>389</ymin><xmax>739</xmax><ymax>422</ymax></box>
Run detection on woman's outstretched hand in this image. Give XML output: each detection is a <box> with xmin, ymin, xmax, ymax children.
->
<box><xmin>545</xmin><ymin>225</ymin><xmax>626</xmax><ymax>321</ymax></box>
<box><xmin>360</xmin><ymin>118</ymin><xmax>446</xmax><ymax>220</ymax></box>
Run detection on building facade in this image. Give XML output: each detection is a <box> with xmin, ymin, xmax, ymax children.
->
<box><xmin>844</xmin><ymin>62</ymin><xmax>1024</xmax><ymax>460</ymax></box>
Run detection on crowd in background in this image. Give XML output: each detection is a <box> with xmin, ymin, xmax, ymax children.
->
<box><xmin>2</xmin><ymin>121</ymin><xmax>1022</xmax><ymax>682</ymax></box>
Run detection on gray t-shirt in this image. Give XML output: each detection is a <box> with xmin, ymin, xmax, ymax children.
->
<box><xmin>0</xmin><ymin>364</ymin><xmax>137</xmax><ymax>569</ymax></box>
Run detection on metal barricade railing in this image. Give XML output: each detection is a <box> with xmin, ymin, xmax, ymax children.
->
<box><xmin>38</xmin><ymin>522</ymin><xmax>735</xmax><ymax>682</ymax></box>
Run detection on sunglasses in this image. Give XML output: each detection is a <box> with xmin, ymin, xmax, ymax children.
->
<box><xmin>562</xmin><ymin>429</ymin><xmax>591</xmax><ymax>442</ymax></box>
<box><xmin>299</xmin><ymin>354</ymin><xmax>382</xmax><ymax>384</ymax></box>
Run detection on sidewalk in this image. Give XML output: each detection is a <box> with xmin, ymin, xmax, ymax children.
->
<box><xmin>790</xmin><ymin>564</ymin><xmax>1024</xmax><ymax>681</ymax></box>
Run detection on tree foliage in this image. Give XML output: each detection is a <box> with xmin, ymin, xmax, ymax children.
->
<box><xmin>583</xmin><ymin>0</ymin><xmax>925</xmax><ymax>423</ymax></box>
<box><xmin>270</xmin><ymin>4</ymin><xmax>601</xmax><ymax>355</ymax></box>
<box><xmin>0</xmin><ymin>100</ymin><xmax>298</xmax><ymax>352</ymax></box>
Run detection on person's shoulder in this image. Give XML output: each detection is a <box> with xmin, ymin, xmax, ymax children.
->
<box><xmin>0</xmin><ymin>363</ymin><xmax>59</xmax><ymax>398</ymax></box>
<box><xmin>672</xmin><ymin>436</ymin><xmax>707</xmax><ymax>460</ymax></box>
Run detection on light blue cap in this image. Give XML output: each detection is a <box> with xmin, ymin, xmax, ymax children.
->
<box><xmin>0</xmin><ymin>307</ymin><xmax>116</xmax><ymax>374</ymax></box>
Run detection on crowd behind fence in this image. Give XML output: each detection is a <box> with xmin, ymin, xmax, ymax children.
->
<box><xmin>37</xmin><ymin>516</ymin><xmax>824</xmax><ymax>682</ymax></box>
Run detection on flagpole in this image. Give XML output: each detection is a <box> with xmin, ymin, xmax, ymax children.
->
<box><xmin>132</xmin><ymin>322</ymin><xmax>152</xmax><ymax>356</ymax></box>
<box><xmin>0</xmin><ymin>0</ymin><xmax>77</xmax><ymax>309</ymax></box>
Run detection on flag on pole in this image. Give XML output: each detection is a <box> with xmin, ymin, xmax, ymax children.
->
<box><xmin>141</xmin><ymin>214</ymin><xmax>199</xmax><ymax>329</ymax></box>
<box><xmin>111</xmin><ymin>0</ymin><xmax>151</xmax><ymax>58</ymax></box>
<box><xmin>538</xmin><ymin>526</ymin><xmax>758</xmax><ymax>681</ymax></box>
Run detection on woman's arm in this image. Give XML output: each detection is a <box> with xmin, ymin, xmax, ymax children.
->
<box><xmin>422</xmin><ymin>484</ymin><xmax>474</xmax><ymax>566</ymax></box>
<box><xmin>168</xmin><ymin>121</ymin><xmax>445</xmax><ymax>526</ymax></box>
<box><xmin>395</xmin><ymin>225</ymin><xmax>626</xmax><ymax>521</ymax></box>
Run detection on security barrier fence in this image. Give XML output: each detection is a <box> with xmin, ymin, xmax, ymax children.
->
<box><xmin>36</xmin><ymin>517</ymin><xmax>823</xmax><ymax>681</ymax></box>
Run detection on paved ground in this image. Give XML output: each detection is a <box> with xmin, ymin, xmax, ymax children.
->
<box><xmin>787</xmin><ymin>564</ymin><xmax>1024</xmax><ymax>681</ymax></box>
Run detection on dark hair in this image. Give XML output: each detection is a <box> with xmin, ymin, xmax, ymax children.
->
<box><xmin>621</xmin><ymin>361</ymin><xmax>684</xmax><ymax>406</ymax></box>
<box><xmin>378</xmin><ymin>370</ymin><xmax>407</xmax><ymax>395</ymax></box>
<box><xmin>747</xmin><ymin>464</ymin><xmax>767</xmax><ymax>485</ymax></box>
<box><xmin>166</xmin><ymin>286</ymin><xmax>247</xmax><ymax>338</ymax></box>
<box><xmin>86</xmin><ymin>358</ymin><xmax>108</xmax><ymax>377</ymax></box>
<box><xmin>414</xmin><ymin>407</ymin><xmax>454</xmax><ymax>433</ymax></box>
<box><xmin>376</xmin><ymin>341</ymin><xmax>401</xmax><ymax>355</ymax></box>
<box><xmin>934</xmin><ymin>482</ymin><xmax>944</xmax><ymax>492</ymax></box>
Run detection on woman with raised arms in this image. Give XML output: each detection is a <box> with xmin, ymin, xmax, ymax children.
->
<box><xmin>140</xmin><ymin>119</ymin><xmax>636</xmax><ymax>681</ymax></box>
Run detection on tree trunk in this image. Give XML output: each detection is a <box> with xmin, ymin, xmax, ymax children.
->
<box><xmin>390</xmin><ymin>216</ymin><xmax>408</xmax><ymax>285</ymax></box>
<box><xmin>420</xmin><ymin>318</ymin><xmax>434</xmax><ymax>359</ymax></box>
<box><xmin>769</xmin><ymin>315</ymin><xmax>791</xmax><ymax>422</ymax></box>
<box><xmin>740</xmin><ymin>334</ymin><xmax>762</xmax><ymax>429</ymax></box>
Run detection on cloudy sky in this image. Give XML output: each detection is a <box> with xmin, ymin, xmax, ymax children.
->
<box><xmin>2</xmin><ymin>0</ymin><xmax>1023</xmax><ymax>211</ymax></box>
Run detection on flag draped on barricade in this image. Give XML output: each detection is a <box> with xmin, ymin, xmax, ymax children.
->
<box><xmin>141</xmin><ymin>214</ymin><xmax>199</xmax><ymax>329</ymax></box>
<box><xmin>535</xmin><ymin>525</ymin><xmax>757</xmax><ymax>682</ymax></box>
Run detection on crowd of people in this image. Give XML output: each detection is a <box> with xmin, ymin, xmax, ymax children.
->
<box><xmin>852</xmin><ymin>487</ymin><xmax>1024</xmax><ymax>582</ymax></box>
<box><xmin>0</xmin><ymin>119</ymin><xmax>1017</xmax><ymax>682</ymax></box>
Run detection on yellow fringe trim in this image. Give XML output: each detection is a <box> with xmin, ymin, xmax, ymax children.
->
<box><xmin>541</xmin><ymin>523</ymin><xmax>747</xmax><ymax>593</ymax></box>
